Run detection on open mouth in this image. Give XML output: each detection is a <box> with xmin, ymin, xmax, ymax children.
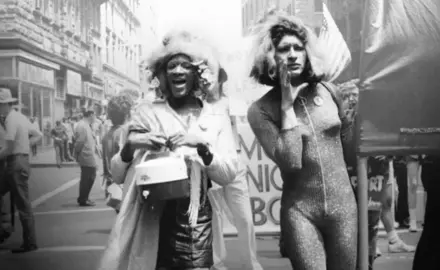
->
<box><xmin>287</xmin><ymin>63</ymin><xmax>300</xmax><ymax>70</ymax></box>
<box><xmin>172</xmin><ymin>78</ymin><xmax>187</xmax><ymax>87</ymax></box>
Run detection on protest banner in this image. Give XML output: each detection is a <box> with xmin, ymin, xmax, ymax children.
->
<box><xmin>223</xmin><ymin>117</ymin><xmax>282</xmax><ymax>236</ymax></box>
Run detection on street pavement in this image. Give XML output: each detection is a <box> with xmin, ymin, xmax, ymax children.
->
<box><xmin>30</xmin><ymin>147</ymin><xmax>78</xmax><ymax>168</ymax></box>
<box><xmin>1</xmin><ymin>157</ymin><xmax>420</xmax><ymax>270</ymax></box>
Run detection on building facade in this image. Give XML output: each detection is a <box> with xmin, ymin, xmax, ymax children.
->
<box><xmin>138</xmin><ymin>0</ymin><xmax>158</xmax><ymax>98</ymax></box>
<box><xmin>100</xmin><ymin>0</ymin><xmax>142</xmax><ymax>99</ymax></box>
<box><xmin>0</xmin><ymin>0</ymin><xmax>106</xmax><ymax>147</ymax></box>
<box><xmin>242</xmin><ymin>0</ymin><xmax>325</xmax><ymax>35</ymax></box>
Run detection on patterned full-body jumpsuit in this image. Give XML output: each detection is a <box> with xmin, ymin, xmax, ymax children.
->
<box><xmin>248</xmin><ymin>82</ymin><xmax>358</xmax><ymax>270</ymax></box>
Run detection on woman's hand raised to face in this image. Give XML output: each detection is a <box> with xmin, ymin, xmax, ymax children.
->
<box><xmin>279</xmin><ymin>60</ymin><xmax>309</xmax><ymax>111</ymax></box>
<box><xmin>128</xmin><ymin>132</ymin><xmax>167</xmax><ymax>151</ymax></box>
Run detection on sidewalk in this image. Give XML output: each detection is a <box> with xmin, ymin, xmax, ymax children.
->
<box><xmin>30</xmin><ymin>147</ymin><xmax>78</xmax><ymax>168</ymax></box>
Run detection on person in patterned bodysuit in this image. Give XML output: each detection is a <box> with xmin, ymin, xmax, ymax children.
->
<box><xmin>246</xmin><ymin>12</ymin><xmax>357</xmax><ymax>270</ymax></box>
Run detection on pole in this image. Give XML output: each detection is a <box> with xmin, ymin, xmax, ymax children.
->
<box><xmin>357</xmin><ymin>1</ymin><xmax>370</xmax><ymax>266</ymax></box>
<box><xmin>357</xmin><ymin>157</ymin><xmax>369</xmax><ymax>270</ymax></box>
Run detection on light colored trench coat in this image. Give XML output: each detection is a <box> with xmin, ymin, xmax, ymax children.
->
<box><xmin>97</xmin><ymin>98</ymin><xmax>239</xmax><ymax>270</ymax></box>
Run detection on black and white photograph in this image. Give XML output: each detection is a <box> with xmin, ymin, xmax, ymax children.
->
<box><xmin>0</xmin><ymin>0</ymin><xmax>439</xmax><ymax>269</ymax></box>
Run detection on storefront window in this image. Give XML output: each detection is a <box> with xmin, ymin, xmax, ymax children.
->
<box><xmin>41</xmin><ymin>89</ymin><xmax>52</xmax><ymax>146</ymax></box>
<box><xmin>33</xmin><ymin>88</ymin><xmax>41</xmax><ymax>119</ymax></box>
<box><xmin>20</xmin><ymin>84</ymin><xmax>31</xmax><ymax>117</ymax></box>
<box><xmin>0</xmin><ymin>58</ymin><xmax>13</xmax><ymax>77</ymax></box>
<box><xmin>42</xmin><ymin>90</ymin><xmax>51</xmax><ymax>117</ymax></box>
<box><xmin>31</xmin><ymin>88</ymin><xmax>44</xmax><ymax>147</ymax></box>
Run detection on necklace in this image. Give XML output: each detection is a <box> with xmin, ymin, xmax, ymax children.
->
<box><xmin>179</xmin><ymin>107</ymin><xmax>202</xmax><ymax>126</ymax></box>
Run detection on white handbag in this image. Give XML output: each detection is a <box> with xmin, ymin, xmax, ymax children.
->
<box><xmin>106</xmin><ymin>183</ymin><xmax>123</xmax><ymax>210</ymax></box>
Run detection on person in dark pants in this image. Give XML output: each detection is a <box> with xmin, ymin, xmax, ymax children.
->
<box><xmin>394</xmin><ymin>157</ymin><xmax>410</xmax><ymax>228</ymax></box>
<box><xmin>413</xmin><ymin>155</ymin><xmax>440</xmax><ymax>270</ymax></box>
<box><xmin>73</xmin><ymin>108</ymin><xmax>100</xmax><ymax>207</ymax></box>
<box><xmin>0</xmin><ymin>87</ymin><xmax>42</xmax><ymax>253</ymax></box>
<box><xmin>51</xmin><ymin>120</ymin><xmax>68</xmax><ymax>168</ymax></box>
<box><xmin>0</xmin><ymin>159</ymin><xmax>11</xmax><ymax>244</ymax></box>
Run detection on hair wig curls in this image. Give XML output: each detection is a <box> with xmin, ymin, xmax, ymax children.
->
<box><xmin>143</xmin><ymin>29</ymin><xmax>228</xmax><ymax>101</ymax></box>
<box><xmin>249</xmin><ymin>10</ymin><xmax>326</xmax><ymax>87</ymax></box>
<box><xmin>107</xmin><ymin>92</ymin><xmax>135</xmax><ymax>126</ymax></box>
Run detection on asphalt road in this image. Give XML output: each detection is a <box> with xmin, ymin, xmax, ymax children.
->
<box><xmin>0</xmin><ymin>166</ymin><xmax>419</xmax><ymax>270</ymax></box>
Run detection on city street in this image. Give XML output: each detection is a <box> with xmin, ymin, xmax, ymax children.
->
<box><xmin>0</xmin><ymin>163</ymin><xmax>419</xmax><ymax>270</ymax></box>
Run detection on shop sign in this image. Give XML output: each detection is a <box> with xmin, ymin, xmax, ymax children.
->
<box><xmin>66</xmin><ymin>70</ymin><xmax>83</xmax><ymax>96</ymax></box>
<box><xmin>18</xmin><ymin>61</ymin><xmax>55</xmax><ymax>88</ymax></box>
<box><xmin>222</xmin><ymin>123</ymin><xmax>282</xmax><ymax>235</ymax></box>
<box><xmin>84</xmin><ymin>82</ymin><xmax>104</xmax><ymax>101</ymax></box>
<box><xmin>104</xmin><ymin>79</ymin><xmax>117</xmax><ymax>96</ymax></box>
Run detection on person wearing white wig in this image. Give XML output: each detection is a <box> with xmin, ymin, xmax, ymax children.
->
<box><xmin>98</xmin><ymin>29</ymin><xmax>239</xmax><ymax>270</ymax></box>
<box><xmin>206</xmin><ymin>86</ymin><xmax>263</xmax><ymax>270</ymax></box>
<box><xmin>246</xmin><ymin>10</ymin><xmax>358</xmax><ymax>270</ymax></box>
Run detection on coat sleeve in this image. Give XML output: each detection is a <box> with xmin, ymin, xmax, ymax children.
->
<box><xmin>203</xmin><ymin>113</ymin><xmax>239</xmax><ymax>186</ymax></box>
<box><xmin>127</xmin><ymin>101</ymin><xmax>154</xmax><ymax>134</ymax></box>
<box><xmin>74</xmin><ymin>124</ymin><xmax>87</xmax><ymax>158</ymax></box>
<box><xmin>111</xmin><ymin>154</ymin><xmax>131</xmax><ymax>185</ymax></box>
<box><xmin>247</xmin><ymin>102</ymin><xmax>304</xmax><ymax>172</ymax></box>
<box><xmin>110</xmin><ymin>125</ymin><xmax>133</xmax><ymax>185</ymax></box>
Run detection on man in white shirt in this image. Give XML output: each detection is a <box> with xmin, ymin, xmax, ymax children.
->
<box><xmin>0</xmin><ymin>88</ymin><xmax>42</xmax><ymax>253</ymax></box>
<box><xmin>0</xmin><ymin>115</ymin><xmax>8</xmax><ymax>242</ymax></box>
<box><xmin>74</xmin><ymin>108</ymin><xmax>100</xmax><ymax>207</ymax></box>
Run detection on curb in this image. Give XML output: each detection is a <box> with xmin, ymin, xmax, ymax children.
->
<box><xmin>31</xmin><ymin>162</ymin><xmax>79</xmax><ymax>168</ymax></box>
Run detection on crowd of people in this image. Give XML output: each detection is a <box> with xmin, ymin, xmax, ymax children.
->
<box><xmin>97</xmin><ymin>10</ymin><xmax>434</xmax><ymax>270</ymax></box>
<box><xmin>0</xmin><ymin>8</ymin><xmax>437</xmax><ymax>270</ymax></box>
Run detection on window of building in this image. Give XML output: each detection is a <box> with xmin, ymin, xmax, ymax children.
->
<box><xmin>253</xmin><ymin>0</ymin><xmax>258</xmax><ymax>20</ymax></box>
<box><xmin>21</xmin><ymin>84</ymin><xmax>31</xmax><ymax>118</ymax></box>
<box><xmin>130</xmin><ymin>50</ymin><xmax>134</xmax><ymax>78</ymax></box>
<box><xmin>56</xmin><ymin>77</ymin><xmax>65</xmax><ymax>100</ymax></box>
<box><xmin>250</xmin><ymin>0</ymin><xmax>253</xmax><ymax>23</ymax></box>
<box><xmin>35</xmin><ymin>0</ymin><xmax>43</xmax><ymax>10</ymax></box>
<box><xmin>47</xmin><ymin>0</ymin><xmax>54</xmax><ymax>19</ymax></box>
<box><xmin>70</xmin><ymin>3</ymin><xmax>76</xmax><ymax>30</ymax></box>
<box><xmin>116</xmin><ymin>40</ymin><xmax>120</xmax><ymax>68</ymax></box>
<box><xmin>42</xmin><ymin>90</ymin><xmax>51</xmax><ymax>118</ymax></box>
<box><xmin>125</xmin><ymin>47</ymin><xmax>129</xmax><ymax>75</ymax></box>
<box><xmin>246</xmin><ymin>2</ymin><xmax>250</xmax><ymax>26</ymax></box>
<box><xmin>80</xmin><ymin>2</ymin><xmax>87</xmax><ymax>40</ymax></box>
<box><xmin>314</xmin><ymin>0</ymin><xmax>323</xmax><ymax>12</ymax></box>
<box><xmin>106</xmin><ymin>38</ymin><xmax>110</xmax><ymax>63</ymax></box>
<box><xmin>112</xmin><ymin>40</ymin><xmax>116</xmax><ymax>66</ymax></box>
<box><xmin>111</xmin><ymin>3</ymin><xmax>115</xmax><ymax>29</ymax></box>
<box><xmin>97</xmin><ymin>47</ymin><xmax>102</xmax><ymax>74</ymax></box>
